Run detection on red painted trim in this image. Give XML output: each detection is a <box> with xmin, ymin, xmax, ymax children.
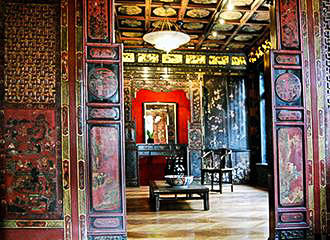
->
<box><xmin>306</xmin><ymin>0</ymin><xmax>321</xmax><ymax>235</ymax></box>
<box><xmin>273</xmin><ymin>50</ymin><xmax>303</xmax><ymax>54</ymax></box>
<box><xmin>0</xmin><ymin>229</ymin><xmax>64</xmax><ymax>240</ymax></box>
<box><xmin>118</xmin><ymin>43</ymin><xmax>127</xmax><ymax>233</ymax></box>
<box><xmin>270</xmin><ymin>51</ymin><xmax>280</xmax><ymax>231</ymax></box>
<box><xmin>274</xmin><ymin>65</ymin><xmax>302</xmax><ymax>70</ymax></box>
<box><xmin>275</xmin><ymin>106</ymin><xmax>305</xmax><ymax>110</ymax></box>
<box><xmin>86</xmin><ymin>103</ymin><xmax>120</xmax><ymax>107</ymax></box>
<box><xmin>86</xmin><ymin>59</ymin><xmax>121</xmax><ymax>64</ymax></box>
<box><xmin>68</xmin><ymin>0</ymin><xmax>79</xmax><ymax>239</ymax></box>
<box><xmin>275</xmin><ymin>122</ymin><xmax>305</xmax><ymax>126</ymax></box>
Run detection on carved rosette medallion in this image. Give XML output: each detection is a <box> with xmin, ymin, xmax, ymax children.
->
<box><xmin>275</xmin><ymin>73</ymin><xmax>301</xmax><ymax>102</ymax></box>
<box><xmin>88</xmin><ymin>68</ymin><xmax>118</xmax><ymax>100</ymax></box>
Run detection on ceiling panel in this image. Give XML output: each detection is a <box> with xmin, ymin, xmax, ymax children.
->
<box><xmin>114</xmin><ymin>0</ymin><xmax>271</xmax><ymax>52</ymax></box>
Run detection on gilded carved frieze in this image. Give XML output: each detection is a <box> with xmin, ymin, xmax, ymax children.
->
<box><xmin>123</xmin><ymin>51</ymin><xmax>247</xmax><ymax>69</ymax></box>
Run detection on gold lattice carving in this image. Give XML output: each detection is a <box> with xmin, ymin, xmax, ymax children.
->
<box><xmin>186</xmin><ymin>55</ymin><xmax>206</xmax><ymax>64</ymax></box>
<box><xmin>137</xmin><ymin>53</ymin><xmax>159</xmax><ymax>63</ymax></box>
<box><xmin>162</xmin><ymin>54</ymin><xmax>183</xmax><ymax>64</ymax></box>
<box><xmin>231</xmin><ymin>56</ymin><xmax>247</xmax><ymax>66</ymax></box>
<box><xmin>4</xmin><ymin>4</ymin><xmax>58</xmax><ymax>105</ymax></box>
<box><xmin>209</xmin><ymin>55</ymin><xmax>229</xmax><ymax>65</ymax></box>
<box><xmin>123</xmin><ymin>53</ymin><xmax>135</xmax><ymax>63</ymax></box>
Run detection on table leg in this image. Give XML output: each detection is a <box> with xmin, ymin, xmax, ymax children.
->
<box><xmin>203</xmin><ymin>192</ymin><xmax>209</xmax><ymax>211</ymax></box>
<box><xmin>149</xmin><ymin>187</ymin><xmax>152</xmax><ymax>202</ymax></box>
<box><xmin>155</xmin><ymin>194</ymin><xmax>160</xmax><ymax>211</ymax></box>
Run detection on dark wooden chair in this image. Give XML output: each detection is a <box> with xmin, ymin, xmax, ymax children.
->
<box><xmin>201</xmin><ymin>148</ymin><xmax>234</xmax><ymax>193</ymax></box>
<box><xmin>165</xmin><ymin>155</ymin><xmax>186</xmax><ymax>176</ymax></box>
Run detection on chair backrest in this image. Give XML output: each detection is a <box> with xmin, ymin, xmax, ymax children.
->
<box><xmin>201</xmin><ymin>148</ymin><xmax>232</xmax><ymax>169</ymax></box>
<box><xmin>165</xmin><ymin>155</ymin><xmax>185</xmax><ymax>175</ymax></box>
<box><xmin>214</xmin><ymin>148</ymin><xmax>232</xmax><ymax>169</ymax></box>
<box><xmin>201</xmin><ymin>149</ymin><xmax>215</xmax><ymax>169</ymax></box>
<box><xmin>202</xmin><ymin>148</ymin><xmax>232</xmax><ymax>169</ymax></box>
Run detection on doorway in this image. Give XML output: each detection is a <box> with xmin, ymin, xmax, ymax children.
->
<box><xmin>123</xmin><ymin>62</ymin><xmax>270</xmax><ymax>239</ymax></box>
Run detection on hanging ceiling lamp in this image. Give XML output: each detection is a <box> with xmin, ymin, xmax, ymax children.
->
<box><xmin>143</xmin><ymin>5</ymin><xmax>190</xmax><ymax>53</ymax></box>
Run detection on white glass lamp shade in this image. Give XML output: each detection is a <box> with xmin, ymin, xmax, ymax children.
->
<box><xmin>143</xmin><ymin>30</ymin><xmax>191</xmax><ymax>53</ymax></box>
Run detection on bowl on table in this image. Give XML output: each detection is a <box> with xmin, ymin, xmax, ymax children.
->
<box><xmin>164</xmin><ymin>175</ymin><xmax>194</xmax><ymax>186</ymax></box>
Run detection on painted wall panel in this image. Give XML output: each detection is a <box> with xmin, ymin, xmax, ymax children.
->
<box><xmin>277</xmin><ymin>127</ymin><xmax>304</xmax><ymax>207</ymax></box>
<box><xmin>89</xmin><ymin>125</ymin><xmax>121</xmax><ymax>213</ymax></box>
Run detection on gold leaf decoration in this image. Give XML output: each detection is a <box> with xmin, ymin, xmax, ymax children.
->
<box><xmin>209</xmin><ymin>56</ymin><xmax>230</xmax><ymax>65</ymax></box>
<box><xmin>137</xmin><ymin>53</ymin><xmax>159</xmax><ymax>63</ymax></box>
<box><xmin>186</xmin><ymin>55</ymin><xmax>206</xmax><ymax>64</ymax></box>
<box><xmin>231</xmin><ymin>56</ymin><xmax>247</xmax><ymax>65</ymax></box>
<box><xmin>162</xmin><ymin>54</ymin><xmax>183</xmax><ymax>64</ymax></box>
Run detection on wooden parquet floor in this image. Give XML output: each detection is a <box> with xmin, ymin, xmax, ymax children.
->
<box><xmin>126</xmin><ymin>185</ymin><xmax>269</xmax><ymax>240</ymax></box>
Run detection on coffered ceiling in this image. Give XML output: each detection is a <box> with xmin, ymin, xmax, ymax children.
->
<box><xmin>114</xmin><ymin>0</ymin><xmax>271</xmax><ymax>52</ymax></box>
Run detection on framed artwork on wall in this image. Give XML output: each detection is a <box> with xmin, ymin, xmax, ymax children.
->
<box><xmin>143</xmin><ymin>102</ymin><xmax>177</xmax><ymax>144</ymax></box>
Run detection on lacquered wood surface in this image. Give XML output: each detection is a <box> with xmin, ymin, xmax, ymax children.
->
<box><xmin>151</xmin><ymin>181</ymin><xmax>209</xmax><ymax>193</ymax></box>
<box><xmin>127</xmin><ymin>185</ymin><xmax>269</xmax><ymax>240</ymax></box>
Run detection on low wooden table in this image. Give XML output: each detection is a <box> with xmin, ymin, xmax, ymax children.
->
<box><xmin>149</xmin><ymin>180</ymin><xmax>209</xmax><ymax>211</ymax></box>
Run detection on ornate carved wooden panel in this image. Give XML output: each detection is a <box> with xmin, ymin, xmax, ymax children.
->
<box><xmin>269</xmin><ymin>7</ymin><xmax>309</xmax><ymax>231</ymax></box>
<box><xmin>277</xmin><ymin>127</ymin><xmax>304</xmax><ymax>207</ymax></box>
<box><xmin>278</xmin><ymin>0</ymin><xmax>301</xmax><ymax>49</ymax></box>
<box><xmin>2</xmin><ymin>3</ymin><xmax>59</xmax><ymax>108</ymax></box>
<box><xmin>269</xmin><ymin>48</ymin><xmax>309</xmax><ymax>237</ymax></box>
<box><xmin>0</xmin><ymin>0</ymin><xmax>63</xmax><ymax>222</ymax></box>
<box><xmin>89</xmin><ymin>125</ymin><xmax>122</xmax><ymax>213</ymax></box>
<box><xmin>87</xmin><ymin>64</ymin><xmax>120</xmax><ymax>103</ymax></box>
<box><xmin>203</xmin><ymin>74</ymin><xmax>249</xmax><ymax>183</ymax></box>
<box><xmin>204</xmin><ymin>75</ymin><xmax>228</xmax><ymax>149</ymax></box>
<box><xmin>320</xmin><ymin>0</ymin><xmax>330</xmax><ymax>236</ymax></box>
<box><xmin>268</xmin><ymin>1</ymin><xmax>311</xmax><ymax>237</ymax></box>
<box><xmin>0</xmin><ymin>109</ymin><xmax>62</xmax><ymax>219</ymax></box>
<box><xmin>84</xmin><ymin>0</ymin><xmax>126</xmax><ymax>238</ymax></box>
<box><xmin>86</xmin><ymin>0</ymin><xmax>113</xmax><ymax>43</ymax></box>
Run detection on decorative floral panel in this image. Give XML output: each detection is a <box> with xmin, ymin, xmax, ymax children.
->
<box><xmin>0</xmin><ymin>109</ymin><xmax>62</xmax><ymax>219</ymax></box>
<box><xmin>277</xmin><ymin>127</ymin><xmax>304</xmax><ymax>207</ymax></box>
<box><xmin>204</xmin><ymin>75</ymin><xmax>228</xmax><ymax>149</ymax></box>
<box><xmin>89</xmin><ymin>125</ymin><xmax>121</xmax><ymax>212</ymax></box>
<box><xmin>204</xmin><ymin>75</ymin><xmax>249</xmax><ymax>183</ymax></box>
<box><xmin>279</xmin><ymin>0</ymin><xmax>300</xmax><ymax>49</ymax></box>
<box><xmin>87</xmin><ymin>0</ymin><xmax>111</xmax><ymax>43</ymax></box>
<box><xmin>0</xmin><ymin>1</ymin><xmax>63</xmax><ymax>222</ymax></box>
<box><xmin>227</xmin><ymin>77</ymin><xmax>248</xmax><ymax>149</ymax></box>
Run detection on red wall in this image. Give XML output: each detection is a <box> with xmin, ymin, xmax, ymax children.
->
<box><xmin>132</xmin><ymin>89</ymin><xmax>191</xmax><ymax>144</ymax></box>
<box><xmin>132</xmin><ymin>90</ymin><xmax>191</xmax><ymax>185</ymax></box>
